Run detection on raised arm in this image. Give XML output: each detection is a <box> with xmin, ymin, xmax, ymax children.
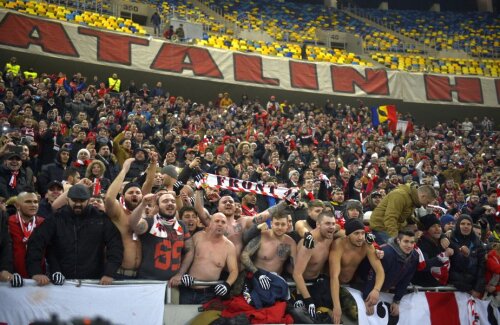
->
<box><xmin>194</xmin><ymin>188</ymin><xmax>211</xmax><ymax>227</ymax></box>
<box><xmin>105</xmin><ymin>158</ymin><xmax>135</xmax><ymax>222</ymax></box>
<box><xmin>129</xmin><ymin>193</ymin><xmax>154</xmax><ymax>235</ymax></box>
<box><xmin>141</xmin><ymin>152</ymin><xmax>158</xmax><ymax>196</ymax></box>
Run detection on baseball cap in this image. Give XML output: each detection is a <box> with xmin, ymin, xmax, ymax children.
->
<box><xmin>67</xmin><ymin>184</ymin><xmax>90</xmax><ymax>200</ymax></box>
<box><xmin>47</xmin><ymin>180</ymin><xmax>64</xmax><ymax>191</ymax></box>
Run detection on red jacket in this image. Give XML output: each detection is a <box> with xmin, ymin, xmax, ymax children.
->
<box><xmin>486</xmin><ymin>249</ymin><xmax>500</xmax><ymax>293</ymax></box>
<box><xmin>8</xmin><ymin>214</ymin><xmax>45</xmax><ymax>278</ymax></box>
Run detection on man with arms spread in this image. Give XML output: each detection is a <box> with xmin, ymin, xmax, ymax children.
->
<box><xmin>195</xmin><ymin>185</ymin><xmax>291</xmax><ymax>263</ymax></box>
<box><xmin>330</xmin><ymin>218</ymin><xmax>385</xmax><ymax>324</ymax></box>
<box><xmin>129</xmin><ymin>192</ymin><xmax>193</xmax><ymax>283</ymax></box>
<box><xmin>179</xmin><ymin>213</ymin><xmax>238</xmax><ymax>304</ymax></box>
<box><xmin>292</xmin><ymin>212</ymin><xmax>337</xmax><ymax>320</ymax></box>
<box><xmin>105</xmin><ymin>155</ymin><xmax>156</xmax><ymax>279</ymax></box>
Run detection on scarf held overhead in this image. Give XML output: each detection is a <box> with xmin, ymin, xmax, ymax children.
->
<box><xmin>203</xmin><ymin>173</ymin><xmax>298</xmax><ymax>203</ymax></box>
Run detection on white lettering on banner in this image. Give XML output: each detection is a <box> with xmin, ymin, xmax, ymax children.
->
<box><xmin>0</xmin><ymin>280</ymin><xmax>166</xmax><ymax>325</ymax></box>
<box><xmin>0</xmin><ymin>10</ymin><xmax>498</xmax><ymax>107</ymax></box>
<box><xmin>204</xmin><ymin>173</ymin><xmax>297</xmax><ymax>200</ymax></box>
<box><xmin>346</xmin><ymin>287</ymin><xmax>500</xmax><ymax>325</ymax></box>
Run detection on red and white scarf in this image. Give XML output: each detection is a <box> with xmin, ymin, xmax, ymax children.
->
<box><xmin>149</xmin><ymin>215</ymin><xmax>183</xmax><ymax>238</ymax></box>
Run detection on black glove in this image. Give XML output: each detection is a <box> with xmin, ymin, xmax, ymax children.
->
<box><xmin>254</xmin><ymin>270</ymin><xmax>271</xmax><ymax>290</ymax></box>
<box><xmin>10</xmin><ymin>273</ymin><xmax>23</xmax><ymax>287</ymax></box>
<box><xmin>214</xmin><ymin>281</ymin><xmax>230</xmax><ymax>297</ymax></box>
<box><xmin>51</xmin><ymin>272</ymin><xmax>65</xmax><ymax>286</ymax></box>
<box><xmin>304</xmin><ymin>297</ymin><xmax>316</xmax><ymax>319</ymax></box>
<box><xmin>293</xmin><ymin>294</ymin><xmax>305</xmax><ymax>308</ymax></box>
<box><xmin>366</xmin><ymin>232</ymin><xmax>376</xmax><ymax>245</ymax></box>
<box><xmin>173</xmin><ymin>181</ymin><xmax>184</xmax><ymax>196</ymax></box>
<box><xmin>304</xmin><ymin>232</ymin><xmax>315</xmax><ymax>249</ymax></box>
<box><xmin>181</xmin><ymin>274</ymin><xmax>194</xmax><ymax>287</ymax></box>
<box><xmin>194</xmin><ymin>173</ymin><xmax>205</xmax><ymax>189</ymax></box>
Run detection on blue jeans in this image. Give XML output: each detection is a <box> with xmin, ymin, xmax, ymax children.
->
<box><xmin>371</xmin><ymin>229</ymin><xmax>390</xmax><ymax>245</ymax></box>
<box><xmin>179</xmin><ymin>286</ymin><xmax>216</xmax><ymax>305</ymax></box>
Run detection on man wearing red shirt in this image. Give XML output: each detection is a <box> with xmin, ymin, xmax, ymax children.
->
<box><xmin>8</xmin><ymin>191</ymin><xmax>44</xmax><ymax>278</ymax></box>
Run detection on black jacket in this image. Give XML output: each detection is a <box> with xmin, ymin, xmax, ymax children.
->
<box><xmin>26</xmin><ymin>205</ymin><xmax>123</xmax><ymax>279</ymax></box>
<box><xmin>37</xmin><ymin>150</ymin><xmax>71</xmax><ymax>195</ymax></box>
<box><xmin>0</xmin><ymin>211</ymin><xmax>13</xmax><ymax>272</ymax></box>
<box><xmin>0</xmin><ymin>166</ymin><xmax>34</xmax><ymax>199</ymax></box>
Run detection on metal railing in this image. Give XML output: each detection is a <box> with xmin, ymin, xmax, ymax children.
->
<box><xmin>69</xmin><ymin>279</ymin><xmax>460</xmax><ymax>305</ymax></box>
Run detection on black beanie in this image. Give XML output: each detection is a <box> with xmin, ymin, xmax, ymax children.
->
<box><xmin>345</xmin><ymin>218</ymin><xmax>365</xmax><ymax>236</ymax></box>
<box><xmin>420</xmin><ymin>214</ymin><xmax>440</xmax><ymax>231</ymax></box>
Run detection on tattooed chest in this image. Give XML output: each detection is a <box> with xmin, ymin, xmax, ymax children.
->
<box><xmin>277</xmin><ymin>243</ymin><xmax>291</xmax><ymax>259</ymax></box>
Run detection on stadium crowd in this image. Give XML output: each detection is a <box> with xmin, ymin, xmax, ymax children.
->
<box><xmin>0</xmin><ymin>57</ymin><xmax>498</xmax><ymax>323</ymax></box>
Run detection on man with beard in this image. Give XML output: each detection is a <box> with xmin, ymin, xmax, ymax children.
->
<box><xmin>105</xmin><ymin>156</ymin><xmax>157</xmax><ymax>279</ymax></box>
<box><xmin>195</xmin><ymin>191</ymin><xmax>290</xmax><ymax>264</ymax></box>
<box><xmin>240</xmin><ymin>213</ymin><xmax>297</xmax><ymax>307</ymax></box>
<box><xmin>179</xmin><ymin>213</ymin><xmax>237</xmax><ymax>304</ymax></box>
<box><xmin>129</xmin><ymin>192</ymin><xmax>193</xmax><ymax>283</ymax></box>
<box><xmin>26</xmin><ymin>184</ymin><xmax>123</xmax><ymax>285</ymax></box>
<box><xmin>292</xmin><ymin>212</ymin><xmax>337</xmax><ymax>320</ymax></box>
<box><xmin>330</xmin><ymin>218</ymin><xmax>385</xmax><ymax>324</ymax></box>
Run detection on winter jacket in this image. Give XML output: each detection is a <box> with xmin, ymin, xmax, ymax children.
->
<box><xmin>449</xmin><ymin>215</ymin><xmax>486</xmax><ymax>293</ymax></box>
<box><xmin>37</xmin><ymin>149</ymin><xmax>71</xmax><ymax>195</ymax></box>
<box><xmin>26</xmin><ymin>205</ymin><xmax>123</xmax><ymax>279</ymax></box>
<box><xmin>0</xmin><ymin>166</ymin><xmax>34</xmax><ymax>199</ymax></box>
<box><xmin>412</xmin><ymin>234</ymin><xmax>449</xmax><ymax>287</ymax></box>
<box><xmin>0</xmin><ymin>211</ymin><xmax>13</xmax><ymax>273</ymax></box>
<box><xmin>365</xmin><ymin>238</ymin><xmax>418</xmax><ymax>302</ymax></box>
<box><xmin>370</xmin><ymin>183</ymin><xmax>421</xmax><ymax>237</ymax></box>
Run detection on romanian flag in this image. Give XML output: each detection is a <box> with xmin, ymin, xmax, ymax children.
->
<box><xmin>371</xmin><ymin>105</ymin><xmax>397</xmax><ymax>130</ymax></box>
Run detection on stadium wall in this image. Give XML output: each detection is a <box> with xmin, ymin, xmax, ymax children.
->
<box><xmin>0</xmin><ymin>11</ymin><xmax>498</xmax><ymax>127</ymax></box>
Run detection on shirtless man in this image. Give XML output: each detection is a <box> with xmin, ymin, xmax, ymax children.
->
<box><xmin>240</xmin><ymin>213</ymin><xmax>297</xmax><ymax>289</ymax></box>
<box><xmin>330</xmin><ymin>218</ymin><xmax>385</xmax><ymax>324</ymax></box>
<box><xmin>104</xmin><ymin>156</ymin><xmax>156</xmax><ymax>279</ymax></box>
<box><xmin>292</xmin><ymin>212</ymin><xmax>337</xmax><ymax>319</ymax></box>
<box><xmin>179</xmin><ymin>213</ymin><xmax>238</xmax><ymax>304</ymax></box>
<box><xmin>194</xmin><ymin>188</ymin><xmax>289</xmax><ymax>263</ymax></box>
<box><xmin>129</xmin><ymin>192</ymin><xmax>193</xmax><ymax>282</ymax></box>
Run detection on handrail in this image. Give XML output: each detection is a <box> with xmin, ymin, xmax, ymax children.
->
<box><xmin>68</xmin><ymin>280</ymin><xmax>459</xmax><ymax>292</ymax></box>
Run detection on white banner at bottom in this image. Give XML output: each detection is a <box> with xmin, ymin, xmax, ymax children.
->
<box><xmin>0</xmin><ymin>280</ymin><xmax>166</xmax><ymax>325</ymax></box>
<box><xmin>347</xmin><ymin>287</ymin><xmax>500</xmax><ymax>325</ymax></box>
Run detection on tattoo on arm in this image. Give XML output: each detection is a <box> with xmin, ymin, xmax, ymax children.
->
<box><xmin>253</xmin><ymin>215</ymin><xmax>265</xmax><ymax>225</ymax></box>
<box><xmin>240</xmin><ymin>235</ymin><xmax>261</xmax><ymax>273</ymax></box>
<box><xmin>182</xmin><ymin>238</ymin><xmax>193</xmax><ymax>255</ymax></box>
<box><xmin>135</xmin><ymin>220</ymin><xmax>148</xmax><ymax>235</ymax></box>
